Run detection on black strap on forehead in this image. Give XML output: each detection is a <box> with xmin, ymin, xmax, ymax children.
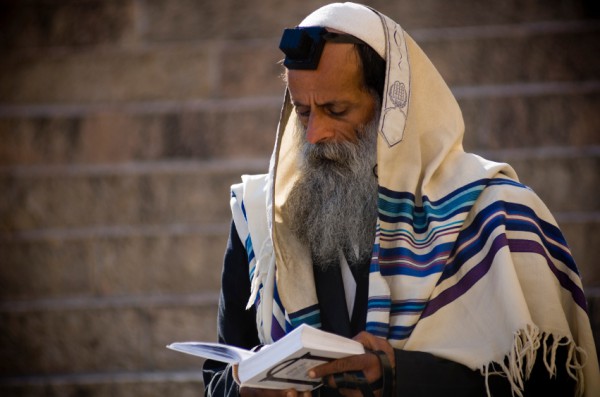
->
<box><xmin>279</xmin><ymin>27</ymin><xmax>365</xmax><ymax>70</ymax></box>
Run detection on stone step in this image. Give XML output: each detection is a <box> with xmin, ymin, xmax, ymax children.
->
<box><xmin>1</xmin><ymin>0</ymin><xmax>592</xmax><ymax>49</ymax></box>
<box><xmin>419</xmin><ymin>27</ymin><xmax>600</xmax><ymax>87</ymax></box>
<box><xmin>215</xmin><ymin>24</ymin><xmax>598</xmax><ymax>99</ymax></box>
<box><xmin>0</xmin><ymin>160</ymin><xmax>268</xmax><ymax>232</ymax></box>
<box><xmin>1</xmin><ymin>89</ymin><xmax>598</xmax><ymax>166</ymax></box>
<box><xmin>460</xmin><ymin>89</ymin><xmax>600</xmax><ymax>151</ymax></box>
<box><xmin>0</xmin><ymin>304</ymin><xmax>216</xmax><ymax>376</ymax></box>
<box><xmin>135</xmin><ymin>0</ymin><xmax>597</xmax><ymax>42</ymax></box>
<box><xmin>1</xmin><ymin>213</ymin><xmax>597</xmax><ymax>303</ymax></box>
<box><xmin>1</xmin><ymin>376</ymin><xmax>203</xmax><ymax>397</ymax></box>
<box><xmin>0</xmin><ymin>229</ymin><xmax>228</xmax><ymax>301</ymax></box>
<box><xmin>0</xmin><ymin>0</ymin><xmax>137</xmax><ymax>49</ymax></box>
<box><xmin>1</xmin><ymin>25</ymin><xmax>597</xmax><ymax>104</ymax></box>
<box><xmin>1</xmin><ymin>154</ymin><xmax>597</xmax><ymax>233</ymax></box>
<box><xmin>0</xmin><ymin>45</ymin><xmax>217</xmax><ymax>105</ymax></box>
<box><xmin>494</xmin><ymin>151</ymin><xmax>600</xmax><ymax>214</ymax></box>
<box><xmin>560</xmin><ymin>220</ymin><xmax>600</xmax><ymax>288</ymax></box>
<box><xmin>0</xmin><ymin>271</ymin><xmax>598</xmax><ymax>382</ymax></box>
<box><xmin>587</xmin><ymin>287</ymin><xmax>600</xmax><ymax>361</ymax></box>
<box><xmin>0</xmin><ymin>101</ymin><xmax>282</xmax><ymax>166</ymax></box>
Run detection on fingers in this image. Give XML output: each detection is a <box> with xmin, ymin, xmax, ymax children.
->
<box><xmin>306</xmin><ymin>331</ymin><xmax>396</xmax><ymax>396</ymax></box>
<box><xmin>321</xmin><ymin>370</ymin><xmax>379</xmax><ymax>397</ymax></box>
<box><xmin>309</xmin><ymin>352</ymin><xmax>380</xmax><ymax>381</ymax></box>
<box><xmin>353</xmin><ymin>331</ymin><xmax>396</xmax><ymax>369</ymax></box>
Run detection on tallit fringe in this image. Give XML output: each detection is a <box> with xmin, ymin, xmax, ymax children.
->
<box><xmin>481</xmin><ymin>325</ymin><xmax>586</xmax><ymax>397</ymax></box>
<box><xmin>246</xmin><ymin>237</ymin><xmax>274</xmax><ymax>310</ymax></box>
<box><xmin>248</xmin><ymin>237</ymin><xmax>276</xmax><ymax>344</ymax></box>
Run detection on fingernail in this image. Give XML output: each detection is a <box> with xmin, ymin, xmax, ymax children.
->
<box><xmin>307</xmin><ymin>370</ymin><xmax>316</xmax><ymax>378</ymax></box>
<box><xmin>286</xmin><ymin>392</ymin><xmax>293</xmax><ymax>397</ymax></box>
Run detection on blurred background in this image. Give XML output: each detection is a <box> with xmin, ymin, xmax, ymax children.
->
<box><xmin>0</xmin><ymin>0</ymin><xmax>598</xmax><ymax>396</ymax></box>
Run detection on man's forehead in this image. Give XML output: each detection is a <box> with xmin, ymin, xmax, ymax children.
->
<box><xmin>286</xmin><ymin>43</ymin><xmax>363</xmax><ymax>97</ymax></box>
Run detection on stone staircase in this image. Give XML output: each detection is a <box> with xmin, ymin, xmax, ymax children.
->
<box><xmin>0</xmin><ymin>1</ymin><xmax>598</xmax><ymax>396</ymax></box>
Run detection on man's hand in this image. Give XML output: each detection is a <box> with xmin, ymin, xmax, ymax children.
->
<box><xmin>307</xmin><ymin>331</ymin><xmax>395</xmax><ymax>397</ymax></box>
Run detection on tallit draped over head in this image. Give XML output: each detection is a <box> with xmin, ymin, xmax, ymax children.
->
<box><xmin>229</xmin><ymin>3</ymin><xmax>599</xmax><ymax>396</ymax></box>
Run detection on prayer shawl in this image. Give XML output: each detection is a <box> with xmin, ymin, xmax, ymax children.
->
<box><xmin>230</xmin><ymin>3</ymin><xmax>599</xmax><ymax>396</ymax></box>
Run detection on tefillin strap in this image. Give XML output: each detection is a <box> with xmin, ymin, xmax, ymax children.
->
<box><xmin>279</xmin><ymin>27</ymin><xmax>365</xmax><ymax>70</ymax></box>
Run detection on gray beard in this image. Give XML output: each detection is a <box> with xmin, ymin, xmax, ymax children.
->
<box><xmin>283</xmin><ymin>118</ymin><xmax>379</xmax><ymax>271</ymax></box>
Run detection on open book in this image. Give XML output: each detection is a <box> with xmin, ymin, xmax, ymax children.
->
<box><xmin>167</xmin><ymin>324</ymin><xmax>365</xmax><ymax>391</ymax></box>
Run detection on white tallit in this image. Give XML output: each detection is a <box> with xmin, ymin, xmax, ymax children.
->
<box><xmin>230</xmin><ymin>3</ymin><xmax>599</xmax><ymax>396</ymax></box>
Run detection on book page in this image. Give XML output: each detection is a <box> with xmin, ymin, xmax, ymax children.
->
<box><xmin>167</xmin><ymin>342</ymin><xmax>254</xmax><ymax>364</ymax></box>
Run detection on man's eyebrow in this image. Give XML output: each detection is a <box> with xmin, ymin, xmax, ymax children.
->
<box><xmin>292</xmin><ymin>100</ymin><xmax>351</xmax><ymax>108</ymax></box>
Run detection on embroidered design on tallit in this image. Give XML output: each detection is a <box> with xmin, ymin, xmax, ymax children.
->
<box><xmin>379</xmin><ymin>18</ymin><xmax>410</xmax><ymax>147</ymax></box>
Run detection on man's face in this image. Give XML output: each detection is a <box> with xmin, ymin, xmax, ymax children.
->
<box><xmin>287</xmin><ymin>42</ymin><xmax>378</xmax><ymax>145</ymax></box>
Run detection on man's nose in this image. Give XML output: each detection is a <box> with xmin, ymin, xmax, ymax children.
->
<box><xmin>305</xmin><ymin>113</ymin><xmax>334</xmax><ymax>144</ymax></box>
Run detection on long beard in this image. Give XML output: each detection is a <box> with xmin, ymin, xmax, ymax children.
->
<box><xmin>283</xmin><ymin>118</ymin><xmax>379</xmax><ymax>270</ymax></box>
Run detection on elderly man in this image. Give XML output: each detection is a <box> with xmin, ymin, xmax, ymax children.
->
<box><xmin>203</xmin><ymin>3</ymin><xmax>599</xmax><ymax>396</ymax></box>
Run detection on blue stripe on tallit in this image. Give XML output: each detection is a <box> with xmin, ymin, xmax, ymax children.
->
<box><xmin>502</xmin><ymin>203</ymin><xmax>575</xmax><ymax>273</ymax></box>
<box><xmin>438</xmin><ymin>206</ymin><xmax>507</xmax><ymax>284</ymax></box>
<box><xmin>379</xmin><ymin>186</ymin><xmax>480</xmax><ymax>221</ymax></box>
<box><xmin>378</xmin><ymin>179</ymin><xmax>489</xmax><ymax>232</ymax></box>
<box><xmin>368</xmin><ymin>298</ymin><xmax>391</xmax><ymax>309</ymax></box>
<box><xmin>378</xmin><ymin>242</ymin><xmax>454</xmax><ymax>277</ymax></box>
<box><xmin>392</xmin><ymin>300</ymin><xmax>427</xmax><ymax>313</ymax></box>
<box><xmin>501</xmin><ymin>203</ymin><xmax>573</xmax><ymax>269</ymax></box>
<box><xmin>366</xmin><ymin>322</ymin><xmax>418</xmax><ymax>341</ymax></box>
<box><xmin>370</xmin><ymin>178</ymin><xmax>530</xmax><ymax>342</ymax></box>
<box><xmin>368</xmin><ymin>298</ymin><xmax>427</xmax><ymax>313</ymax></box>
<box><xmin>421</xmin><ymin>192</ymin><xmax>585</xmax><ymax>317</ymax></box>
<box><xmin>270</xmin><ymin>284</ymin><xmax>287</xmax><ymax>340</ymax></box>
<box><xmin>487</xmin><ymin>178</ymin><xmax>526</xmax><ymax>189</ymax></box>
<box><xmin>389</xmin><ymin>324</ymin><xmax>416</xmax><ymax>340</ymax></box>
<box><xmin>422</xmin><ymin>233</ymin><xmax>509</xmax><ymax>319</ymax></box>
<box><xmin>376</xmin><ymin>179</ymin><xmax>524</xmax><ymax>278</ymax></box>
<box><xmin>440</xmin><ymin>199</ymin><xmax>578</xmax><ymax>285</ymax></box>
<box><xmin>288</xmin><ymin>304</ymin><xmax>322</xmax><ymax>329</ymax></box>
<box><xmin>245</xmin><ymin>235</ymin><xmax>255</xmax><ymax>265</ymax></box>
<box><xmin>379</xmin><ymin>220</ymin><xmax>463</xmax><ymax>247</ymax></box>
<box><xmin>366</xmin><ymin>321</ymin><xmax>389</xmax><ymax>337</ymax></box>
<box><xmin>240</xmin><ymin>199</ymin><xmax>248</xmax><ymax>220</ymax></box>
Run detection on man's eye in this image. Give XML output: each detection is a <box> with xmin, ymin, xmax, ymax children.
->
<box><xmin>328</xmin><ymin>108</ymin><xmax>347</xmax><ymax>116</ymax></box>
<box><xmin>295</xmin><ymin>108</ymin><xmax>310</xmax><ymax>118</ymax></box>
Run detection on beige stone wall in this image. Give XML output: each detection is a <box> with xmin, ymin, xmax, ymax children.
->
<box><xmin>1</xmin><ymin>1</ymin><xmax>598</xmax><ymax>395</ymax></box>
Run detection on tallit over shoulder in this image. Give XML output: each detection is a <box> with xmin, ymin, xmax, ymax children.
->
<box><xmin>231</xmin><ymin>3</ymin><xmax>599</xmax><ymax>396</ymax></box>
